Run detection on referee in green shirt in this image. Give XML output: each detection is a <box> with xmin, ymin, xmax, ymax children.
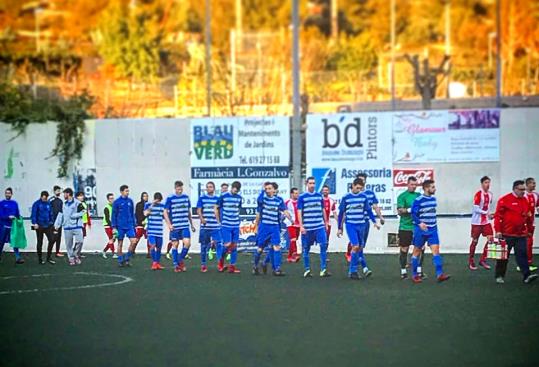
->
<box><xmin>396</xmin><ymin>176</ymin><xmax>423</xmax><ymax>279</ymax></box>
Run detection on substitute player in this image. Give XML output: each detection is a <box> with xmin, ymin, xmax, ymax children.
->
<box><xmin>322</xmin><ymin>185</ymin><xmax>337</xmax><ymax>255</ymax></box>
<box><xmin>396</xmin><ymin>176</ymin><xmax>421</xmax><ymax>279</ymax></box>
<box><xmin>164</xmin><ymin>181</ymin><xmax>196</xmax><ymax>273</ymax></box>
<box><xmin>298</xmin><ymin>177</ymin><xmax>330</xmax><ymax>277</ymax></box>
<box><xmin>524</xmin><ymin>177</ymin><xmax>538</xmax><ymax>271</ymax></box>
<box><xmin>285</xmin><ymin>187</ymin><xmax>301</xmax><ymax>263</ymax></box>
<box><xmin>144</xmin><ymin>192</ymin><xmax>166</xmax><ymax>270</ymax></box>
<box><xmin>410</xmin><ymin>180</ymin><xmax>450</xmax><ymax>283</ymax></box>
<box><xmin>215</xmin><ymin>181</ymin><xmax>243</xmax><ymax>273</ymax></box>
<box><xmin>102</xmin><ymin>193</ymin><xmax>117</xmax><ymax>259</ymax></box>
<box><xmin>469</xmin><ymin>176</ymin><xmax>494</xmax><ymax>271</ymax></box>
<box><xmin>197</xmin><ymin>181</ymin><xmax>222</xmax><ymax>272</ymax></box>
<box><xmin>112</xmin><ymin>185</ymin><xmax>137</xmax><ymax>267</ymax></box>
<box><xmin>135</xmin><ymin>192</ymin><xmax>150</xmax><ymax>258</ymax></box>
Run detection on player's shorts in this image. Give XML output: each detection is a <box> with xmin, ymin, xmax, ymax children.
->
<box><xmin>413</xmin><ymin>226</ymin><xmax>440</xmax><ymax>248</ymax></box>
<box><xmin>104</xmin><ymin>226</ymin><xmax>114</xmax><ymax>240</ymax></box>
<box><xmin>148</xmin><ymin>235</ymin><xmax>163</xmax><ymax>247</ymax></box>
<box><xmin>170</xmin><ymin>228</ymin><xmax>191</xmax><ymax>241</ymax></box>
<box><xmin>345</xmin><ymin>223</ymin><xmax>366</xmax><ymax>247</ymax></box>
<box><xmin>398</xmin><ymin>229</ymin><xmax>413</xmax><ymax>247</ymax></box>
<box><xmin>117</xmin><ymin>227</ymin><xmax>136</xmax><ymax>241</ymax></box>
<box><xmin>222</xmin><ymin>226</ymin><xmax>240</xmax><ymax>244</ymax></box>
<box><xmin>471</xmin><ymin>224</ymin><xmax>493</xmax><ymax>239</ymax></box>
<box><xmin>301</xmin><ymin>227</ymin><xmax>328</xmax><ymax>248</ymax></box>
<box><xmin>199</xmin><ymin>228</ymin><xmax>223</xmax><ymax>246</ymax></box>
<box><xmin>256</xmin><ymin>224</ymin><xmax>281</xmax><ymax>248</ymax></box>
<box><xmin>287</xmin><ymin>226</ymin><xmax>300</xmax><ymax>240</ymax></box>
<box><xmin>135</xmin><ymin>226</ymin><xmax>147</xmax><ymax>240</ymax></box>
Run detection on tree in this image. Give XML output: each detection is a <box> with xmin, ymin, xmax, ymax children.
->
<box><xmin>405</xmin><ymin>54</ymin><xmax>450</xmax><ymax>109</ymax></box>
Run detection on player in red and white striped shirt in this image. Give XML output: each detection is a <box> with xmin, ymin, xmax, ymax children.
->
<box><xmin>525</xmin><ymin>177</ymin><xmax>538</xmax><ymax>270</ymax></box>
<box><xmin>322</xmin><ymin>185</ymin><xmax>337</xmax><ymax>252</ymax></box>
<box><xmin>285</xmin><ymin>188</ymin><xmax>301</xmax><ymax>263</ymax></box>
<box><xmin>469</xmin><ymin>176</ymin><xmax>494</xmax><ymax>270</ymax></box>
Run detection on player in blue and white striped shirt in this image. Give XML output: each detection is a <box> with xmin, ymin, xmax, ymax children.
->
<box><xmin>410</xmin><ymin>180</ymin><xmax>450</xmax><ymax>283</ymax></box>
<box><xmin>196</xmin><ymin>181</ymin><xmax>222</xmax><ymax>273</ymax></box>
<box><xmin>297</xmin><ymin>177</ymin><xmax>330</xmax><ymax>278</ymax></box>
<box><xmin>338</xmin><ymin>178</ymin><xmax>379</xmax><ymax>280</ymax></box>
<box><xmin>164</xmin><ymin>181</ymin><xmax>196</xmax><ymax>273</ymax></box>
<box><xmin>144</xmin><ymin>192</ymin><xmax>166</xmax><ymax>271</ymax></box>
<box><xmin>215</xmin><ymin>181</ymin><xmax>243</xmax><ymax>273</ymax></box>
<box><xmin>253</xmin><ymin>182</ymin><xmax>291</xmax><ymax>276</ymax></box>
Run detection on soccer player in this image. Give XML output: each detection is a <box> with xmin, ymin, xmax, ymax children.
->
<box><xmin>31</xmin><ymin>191</ymin><xmax>55</xmax><ymax>264</ymax></box>
<box><xmin>321</xmin><ymin>185</ymin><xmax>337</xmax><ymax>252</ymax></box>
<box><xmin>144</xmin><ymin>192</ymin><xmax>166</xmax><ymax>270</ymax></box>
<box><xmin>494</xmin><ymin>180</ymin><xmax>537</xmax><ymax>284</ymax></box>
<box><xmin>298</xmin><ymin>177</ymin><xmax>330</xmax><ymax>277</ymax></box>
<box><xmin>164</xmin><ymin>181</ymin><xmax>196</xmax><ymax>273</ymax></box>
<box><xmin>410</xmin><ymin>180</ymin><xmax>450</xmax><ymax>283</ymax></box>
<box><xmin>215</xmin><ymin>181</ymin><xmax>242</xmax><ymax>273</ymax></box>
<box><xmin>338</xmin><ymin>178</ymin><xmax>379</xmax><ymax>280</ymax></box>
<box><xmin>49</xmin><ymin>185</ymin><xmax>64</xmax><ymax>257</ymax></box>
<box><xmin>469</xmin><ymin>176</ymin><xmax>494</xmax><ymax>271</ymax></box>
<box><xmin>135</xmin><ymin>192</ymin><xmax>151</xmax><ymax>258</ymax></box>
<box><xmin>197</xmin><ymin>181</ymin><xmax>222</xmax><ymax>272</ymax></box>
<box><xmin>396</xmin><ymin>176</ymin><xmax>421</xmax><ymax>279</ymax></box>
<box><xmin>102</xmin><ymin>193</ymin><xmax>117</xmax><ymax>259</ymax></box>
<box><xmin>220</xmin><ymin>183</ymin><xmax>229</xmax><ymax>194</ymax></box>
<box><xmin>285</xmin><ymin>187</ymin><xmax>301</xmax><ymax>263</ymax></box>
<box><xmin>252</xmin><ymin>182</ymin><xmax>292</xmax><ymax>276</ymax></box>
<box><xmin>0</xmin><ymin>188</ymin><xmax>24</xmax><ymax>264</ymax></box>
<box><xmin>54</xmin><ymin>188</ymin><xmax>85</xmax><ymax>266</ymax></box>
<box><xmin>524</xmin><ymin>177</ymin><xmax>538</xmax><ymax>271</ymax></box>
<box><xmin>345</xmin><ymin>173</ymin><xmax>385</xmax><ymax>262</ymax></box>
<box><xmin>111</xmin><ymin>185</ymin><xmax>137</xmax><ymax>267</ymax></box>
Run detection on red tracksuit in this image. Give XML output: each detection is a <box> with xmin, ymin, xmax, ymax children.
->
<box><xmin>525</xmin><ymin>192</ymin><xmax>538</xmax><ymax>264</ymax></box>
<box><xmin>494</xmin><ymin>193</ymin><xmax>534</xmax><ymax>238</ymax></box>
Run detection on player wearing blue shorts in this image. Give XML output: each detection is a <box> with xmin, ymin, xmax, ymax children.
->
<box><xmin>338</xmin><ymin>178</ymin><xmax>379</xmax><ymax>280</ymax></box>
<box><xmin>297</xmin><ymin>177</ymin><xmax>330</xmax><ymax>278</ymax></box>
<box><xmin>252</xmin><ymin>182</ymin><xmax>291</xmax><ymax>276</ymax></box>
<box><xmin>215</xmin><ymin>181</ymin><xmax>243</xmax><ymax>273</ymax></box>
<box><xmin>410</xmin><ymin>180</ymin><xmax>450</xmax><ymax>283</ymax></box>
<box><xmin>112</xmin><ymin>185</ymin><xmax>137</xmax><ymax>267</ymax></box>
<box><xmin>164</xmin><ymin>181</ymin><xmax>196</xmax><ymax>273</ymax></box>
<box><xmin>144</xmin><ymin>192</ymin><xmax>165</xmax><ymax>270</ymax></box>
<box><xmin>197</xmin><ymin>181</ymin><xmax>222</xmax><ymax>273</ymax></box>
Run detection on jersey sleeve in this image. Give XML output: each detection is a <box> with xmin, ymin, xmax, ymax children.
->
<box><xmin>279</xmin><ymin>198</ymin><xmax>287</xmax><ymax>212</ymax></box>
<box><xmin>337</xmin><ymin>197</ymin><xmax>346</xmax><ymax>229</ymax></box>
<box><xmin>411</xmin><ymin>198</ymin><xmax>420</xmax><ymax>225</ymax></box>
<box><xmin>164</xmin><ymin>196</ymin><xmax>172</xmax><ymax>211</ymax></box>
<box><xmin>296</xmin><ymin>196</ymin><xmax>304</xmax><ymax>211</ymax></box>
<box><xmin>396</xmin><ymin>192</ymin><xmax>405</xmax><ymax>210</ymax></box>
<box><xmin>196</xmin><ymin>197</ymin><xmax>203</xmax><ymax>209</ymax></box>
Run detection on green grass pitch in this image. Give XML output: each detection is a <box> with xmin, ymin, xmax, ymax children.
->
<box><xmin>0</xmin><ymin>253</ymin><xmax>538</xmax><ymax>367</ymax></box>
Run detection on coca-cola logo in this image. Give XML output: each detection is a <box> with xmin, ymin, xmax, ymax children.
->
<box><xmin>393</xmin><ymin>169</ymin><xmax>434</xmax><ymax>187</ymax></box>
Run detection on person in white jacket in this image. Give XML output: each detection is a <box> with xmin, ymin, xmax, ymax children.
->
<box><xmin>54</xmin><ymin>188</ymin><xmax>86</xmax><ymax>266</ymax></box>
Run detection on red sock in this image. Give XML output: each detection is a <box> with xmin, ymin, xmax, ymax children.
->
<box><xmin>479</xmin><ymin>241</ymin><xmax>489</xmax><ymax>262</ymax></box>
<box><xmin>346</xmin><ymin>243</ymin><xmax>352</xmax><ymax>257</ymax></box>
<box><xmin>288</xmin><ymin>239</ymin><xmax>297</xmax><ymax>258</ymax></box>
<box><xmin>469</xmin><ymin>240</ymin><xmax>477</xmax><ymax>262</ymax></box>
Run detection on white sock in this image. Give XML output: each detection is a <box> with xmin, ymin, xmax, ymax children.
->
<box><xmin>417</xmin><ymin>266</ymin><xmax>422</xmax><ymax>274</ymax></box>
<box><xmin>401</xmin><ymin>268</ymin><xmax>407</xmax><ymax>275</ymax></box>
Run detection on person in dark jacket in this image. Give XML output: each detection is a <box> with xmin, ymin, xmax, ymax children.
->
<box><xmin>0</xmin><ymin>187</ymin><xmax>23</xmax><ymax>264</ymax></box>
<box><xmin>31</xmin><ymin>191</ymin><xmax>55</xmax><ymax>264</ymax></box>
<box><xmin>134</xmin><ymin>192</ymin><xmax>151</xmax><ymax>258</ymax></box>
<box><xmin>49</xmin><ymin>185</ymin><xmax>64</xmax><ymax>257</ymax></box>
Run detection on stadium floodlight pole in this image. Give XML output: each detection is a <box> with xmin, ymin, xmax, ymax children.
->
<box><xmin>495</xmin><ymin>0</ymin><xmax>501</xmax><ymax>107</ymax></box>
<box><xmin>292</xmin><ymin>0</ymin><xmax>302</xmax><ymax>189</ymax></box>
<box><xmin>205</xmin><ymin>0</ymin><xmax>212</xmax><ymax>116</ymax></box>
<box><xmin>390</xmin><ymin>0</ymin><xmax>396</xmax><ymax>110</ymax></box>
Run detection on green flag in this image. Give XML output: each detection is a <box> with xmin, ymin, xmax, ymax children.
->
<box><xmin>9</xmin><ymin>218</ymin><xmax>27</xmax><ymax>249</ymax></box>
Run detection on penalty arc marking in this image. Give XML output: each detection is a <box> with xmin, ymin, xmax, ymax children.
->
<box><xmin>0</xmin><ymin>272</ymin><xmax>133</xmax><ymax>295</ymax></box>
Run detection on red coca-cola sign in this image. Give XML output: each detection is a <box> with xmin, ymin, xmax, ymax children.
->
<box><xmin>393</xmin><ymin>169</ymin><xmax>435</xmax><ymax>187</ymax></box>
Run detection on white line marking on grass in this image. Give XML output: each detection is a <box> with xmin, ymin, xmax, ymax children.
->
<box><xmin>0</xmin><ymin>272</ymin><xmax>133</xmax><ymax>295</ymax></box>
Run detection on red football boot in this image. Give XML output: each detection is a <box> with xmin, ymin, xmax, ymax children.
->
<box><xmin>228</xmin><ymin>265</ymin><xmax>241</xmax><ymax>274</ymax></box>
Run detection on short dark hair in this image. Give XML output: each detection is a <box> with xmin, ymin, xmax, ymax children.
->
<box><xmin>306</xmin><ymin>176</ymin><xmax>315</xmax><ymax>183</ymax></box>
<box><xmin>407</xmin><ymin>176</ymin><xmax>418</xmax><ymax>183</ymax></box>
<box><xmin>221</xmin><ymin>183</ymin><xmax>229</xmax><ymax>188</ymax></box>
<box><xmin>175</xmin><ymin>180</ymin><xmax>183</xmax><ymax>188</ymax></box>
<box><xmin>63</xmin><ymin>188</ymin><xmax>73</xmax><ymax>196</ymax></box>
<box><xmin>525</xmin><ymin>177</ymin><xmax>535</xmax><ymax>185</ymax></box>
<box><xmin>322</xmin><ymin>184</ymin><xmax>330</xmax><ymax>190</ymax></box>
<box><xmin>356</xmin><ymin>172</ymin><xmax>367</xmax><ymax>180</ymax></box>
<box><xmin>513</xmin><ymin>180</ymin><xmax>525</xmax><ymax>189</ymax></box>
<box><xmin>106</xmin><ymin>193</ymin><xmax>114</xmax><ymax>200</ymax></box>
<box><xmin>5</xmin><ymin>187</ymin><xmax>12</xmax><ymax>193</ymax></box>
<box><xmin>422</xmin><ymin>180</ymin><xmax>435</xmax><ymax>189</ymax></box>
<box><xmin>480</xmin><ymin>176</ymin><xmax>491</xmax><ymax>184</ymax></box>
<box><xmin>53</xmin><ymin>185</ymin><xmax>61</xmax><ymax>191</ymax></box>
<box><xmin>291</xmin><ymin>187</ymin><xmax>299</xmax><ymax>194</ymax></box>
<box><xmin>40</xmin><ymin>190</ymin><xmax>49</xmax><ymax>198</ymax></box>
<box><xmin>120</xmin><ymin>184</ymin><xmax>129</xmax><ymax>192</ymax></box>
<box><xmin>206</xmin><ymin>181</ymin><xmax>215</xmax><ymax>188</ymax></box>
<box><xmin>272</xmin><ymin>182</ymin><xmax>278</xmax><ymax>190</ymax></box>
<box><xmin>352</xmin><ymin>178</ymin><xmax>364</xmax><ymax>186</ymax></box>
<box><xmin>263</xmin><ymin>181</ymin><xmax>271</xmax><ymax>186</ymax></box>
<box><xmin>154</xmin><ymin>192</ymin><xmax>163</xmax><ymax>201</ymax></box>
<box><xmin>231</xmin><ymin>181</ymin><xmax>241</xmax><ymax>190</ymax></box>
<box><xmin>76</xmin><ymin>191</ymin><xmax>84</xmax><ymax>198</ymax></box>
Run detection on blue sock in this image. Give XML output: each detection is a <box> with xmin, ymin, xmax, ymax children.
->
<box><xmin>201</xmin><ymin>244</ymin><xmax>208</xmax><ymax>265</ymax></box>
<box><xmin>179</xmin><ymin>247</ymin><xmax>189</xmax><ymax>262</ymax></box>
<box><xmin>150</xmin><ymin>247</ymin><xmax>156</xmax><ymax>262</ymax></box>
<box><xmin>13</xmin><ymin>247</ymin><xmax>21</xmax><ymax>260</ymax></box>
<box><xmin>254</xmin><ymin>250</ymin><xmax>262</xmax><ymax>266</ymax></box>
<box><xmin>230</xmin><ymin>247</ymin><xmax>237</xmax><ymax>265</ymax></box>
<box><xmin>156</xmin><ymin>245</ymin><xmax>162</xmax><ymax>262</ymax></box>
<box><xmin>126</xmin><ymin>251</ymin><xmax>132</xmax><ymax>262</ymax></box>
<box><xmin>273</xmin><ymin>247</ymin><xmax>282</xmax><ymax>271</ymax></box>
<box><xmin>320</xmin><ymin>243</ymin><xmax>328</xmax><ymax>270</ymax></box>
<box><xmin>172</xmin><ymin>248</ymin><xmax>179</xmax><ymax>265</ymax></box>
<box><xmin>302</xmin><ymin>244</ymin><xmax>311</xmax><ymax>270</ymax></box>
<box><xmin>358</xmin><ymin>250</ymin><xmax>367</xmax><ymax>269</ymax></box>
<box><xmin>118</xmin><ymin>254</ymin><xmax>123</xmax><ymax>264</ymax></box>
<box><xmin>433</xmin><ymin>254</ymin><xmax>444</xmax><ymax>277</ymax></box>
<box><xmin>265</xmin><ymin>248</ymin><xmax>273</xmax><ymax>265</ymax></box>
<box><xmin>349</xmin><ymin>251</ymin><xmax>359</xmax><ymax>274</ymax></box>
<box><xmin>412</xmin><ymin>255</ymin><xmax>419</xmax><ymax>276</ymax></box>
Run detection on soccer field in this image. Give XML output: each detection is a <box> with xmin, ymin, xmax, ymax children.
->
<box><xmin>1</xmin><ymin>253</ymin><xmax>538</xmax><ymax>367</ymax></box>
